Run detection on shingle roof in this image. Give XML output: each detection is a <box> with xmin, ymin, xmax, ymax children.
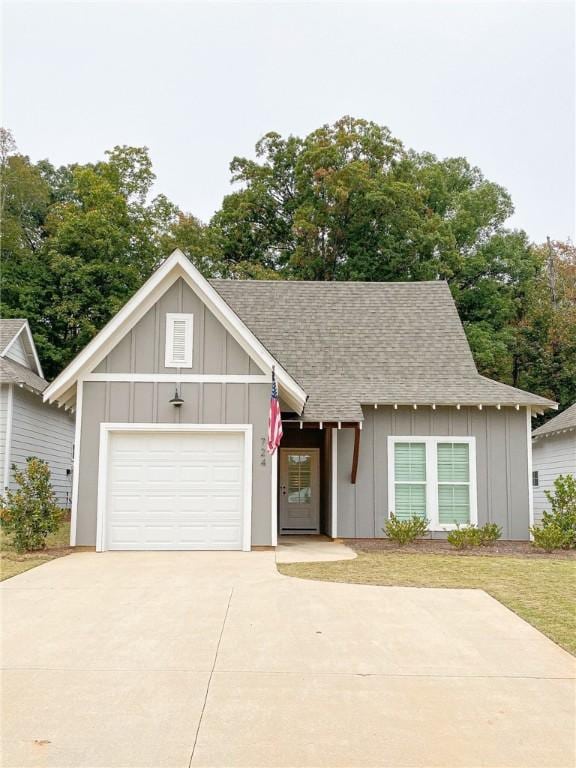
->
<box><xmin>211</xmin><ymin>279</ymin><xmax>557</xmax><ymax>421</ymax></box>
<box><xmin>533</xmin><ymin>403</ymin><xmax>576</xmax><ymax>438</ymax></box>
<box><xmin>0</xmin><ymin>356</ymin><xmax>47</xmax><ymax>393</ymax></box>
<box><xmin>0</xmin><ymin>319</ymin><xmax>26</xmax><ymax>353</ymax></box>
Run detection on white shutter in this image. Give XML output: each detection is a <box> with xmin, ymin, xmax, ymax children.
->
<box><xmin>165</xmin><ymin>314</ymin><xmax>193</xmax><ymax>367</ymax></box>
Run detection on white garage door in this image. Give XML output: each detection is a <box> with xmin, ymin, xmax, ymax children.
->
<box><xmin>104</xmin><ymin>430</ymin><xmax>246</xmax><ymax>550</ymax></box>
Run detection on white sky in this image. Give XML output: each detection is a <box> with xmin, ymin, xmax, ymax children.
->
<box><xmin>2</xmin><ymin>1</ymin><xmax>574</xmax><ymax>243</ymax></box>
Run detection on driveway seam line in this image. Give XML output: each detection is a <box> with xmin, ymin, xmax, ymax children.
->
<box><xmin>188</xmin><ymin>587</ymin><xmax>234</xmax><ymax>768</ymax></box>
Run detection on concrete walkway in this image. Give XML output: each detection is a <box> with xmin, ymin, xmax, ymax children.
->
<box><xmin>1</xmin><ymin>551</ymin><xmax>575</xmax><ymax>767</ymax></box>
<box><xmin>275</xmin><ymin>535</ymin><xmax>357</xmax><ymax>563</ymax></box>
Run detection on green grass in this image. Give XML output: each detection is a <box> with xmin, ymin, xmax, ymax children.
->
<box><xmin>279</xmin><ymin>551</ymin><xmax>576</xmax><ymax>655</ymax></box>
<box><xmin>0</xmin><ymin>521</ymin><xmax>71</xmax><ymax>581</ymax></box>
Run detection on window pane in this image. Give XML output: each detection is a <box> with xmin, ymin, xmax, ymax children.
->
<box><xmin>287</xmin><ymin>454</ymin><xmax>312</xmax><ymax>503</ymax></box>
<box><xmin>437</xmin><ymin>443</ymin><xmax>469</xmax><ymax>483</ymax></box>
<box><xmin>438</xmin><ymin>485</ymin><xmax>470</xmax><ymax>525</ymax></box>
<box><xmin>395</xmin><ymin>443</ymin><xmax>426</xmax><ymax>482</ymax></box>
<box><xmin>394</xmin><ymin>484</ymin><xmax>426</xmax><ymax>520</ymax></box>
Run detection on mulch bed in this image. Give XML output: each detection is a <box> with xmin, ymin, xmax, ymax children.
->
<box><xmin>344</xmin><ymin>538</ymin><xmax>576</xmax><ymax>559</ymax></box>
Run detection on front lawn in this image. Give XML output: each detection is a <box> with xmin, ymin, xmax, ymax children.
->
<box><xmin>278</xmin><ymin>550</ymin><xmax>576</xmax><ymax>655</ymax></box>
<box><xmin>0</xmin><ymin>520</ymin><xmax>72</xmax><ymax>581</ymax></box>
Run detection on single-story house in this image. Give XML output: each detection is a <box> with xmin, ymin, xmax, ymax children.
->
<box><xmin>1</xmin><ymin>319</ymin><xmax>75</xmax><ymax>507</ymax></box>
<box><xmin>532</xmin><ymin>403</ymin><xmax>576</xmax><ymax>526</ymax></box>
<box><xmin>43</xmin><ymin>250</ymin><xmax>556</xmax><ymax>551</ymax></box>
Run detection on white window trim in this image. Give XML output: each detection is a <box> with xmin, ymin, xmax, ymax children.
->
<box><xmin>165</xmin><ymin>313</ymin><xmax>194</xmax><ymax>368</ymax></box>
<box><xmin>96</xmin><ymin>423</ymin><xmax>253</xmax><ymax>553</ymax></box>
<box><xmin>387</xmin><ymin>436</ymin><xmax>478</xmax><ymax>531</ymax></box>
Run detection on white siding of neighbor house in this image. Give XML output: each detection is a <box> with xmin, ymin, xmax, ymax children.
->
<box><xmin>9</xmin><ymin>387</ymin><xmax>75</xmax><ymax>508</ymax></box>
<box><xmin>4</xmin><ymin>335</ymin><xmax>29</xmax><ymax>367</ymax></box>
<box><xmin>532</xmin><ymin>433</ymin><xmax>576</xmax><ymax>526</ymax></box>
<box><xmin>0</xmin><ymin>384</ymin><xmax>10</xmax><ymax>490</ymax></box>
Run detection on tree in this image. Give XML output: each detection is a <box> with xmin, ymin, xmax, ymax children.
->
<box><xmin>211</xmin><ymin>117</ymin><xmax>513</xmax><ymax>282</ymax></box>
<box><xmin>0</xmin><ymin>457</ymin><xmax>62</xmax><ymax>553</ymax></box>
<box><xmin>515</xmin><ymin>240</ymin><xmax>576</xmax><ymax>411</ymax></box>
<box><xmin>1</xmin><ymin>140</ymin><xmax>179</xmax><ymax>377</ymax></box>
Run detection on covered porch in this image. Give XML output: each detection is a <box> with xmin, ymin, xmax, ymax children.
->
<box><xmin>274</xmin><ymin>420</ymin><xmax>361</xmax><ymax>541</ymax></box>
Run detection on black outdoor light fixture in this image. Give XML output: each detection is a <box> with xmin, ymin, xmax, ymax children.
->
<box><xmin>169</xmin><ymin>386</ymin><xmax>184</xmax><ymax>407</ymax></box>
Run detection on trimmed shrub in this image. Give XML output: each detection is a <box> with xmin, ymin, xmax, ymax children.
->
<box><xmin>542</xmin><ymin>474</ymin><xmax>576</xmax><ymax>549</ymax></box>
<box><xmin>383</xmin><ymin>513</ymin><xmax>429</xmax><ymax>545</ymax></box>
<box><xmin>530</xmin><ymin>524</ymin><xmax>568</xmax><ymax>553</ymax></box>
<box><xmin>447</xmin><ymin>524</ymin><xmax>481</xmax><ymax>550</ymax></box>
<box><xmin>477</xmin><ymin>522</ymin><xmax>502</xmax><ymax>546</ymax></box>
<box><xmin>0</xmin><ymin>458</ymin><xmax>63</xmax><ymax>553</ymax></box>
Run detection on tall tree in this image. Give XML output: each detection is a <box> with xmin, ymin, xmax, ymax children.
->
<box><xmin>1</xmin><ymin>139</ymin><xmax>179</xmax><ymax>377</ymax></box>
<box><xmin>211</xmin><ymin>117</ymin><xmax>513</xmax><ymax>282</ymax></box>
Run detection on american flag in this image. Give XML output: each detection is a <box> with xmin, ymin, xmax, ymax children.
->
<box><xmin>267</xmin><ymin>367</ymin><xmax>283</xmax><ymax>454</ymax></box>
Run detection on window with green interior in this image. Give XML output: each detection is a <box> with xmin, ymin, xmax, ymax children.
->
<box><xmin>388</xmin><ymin>436</ymin><xmax>477</xmax><ymax>530</ymax></box>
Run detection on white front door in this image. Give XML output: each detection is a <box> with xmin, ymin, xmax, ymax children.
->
<box><xmin>279</xmin><ymin>448</ymin><xmax>320</xmax><ymax>534</ymax></box>
<box><xmin>105</xmin><ymin>430</ymin><xmax>246</xmax><ymax>550</ymax></box>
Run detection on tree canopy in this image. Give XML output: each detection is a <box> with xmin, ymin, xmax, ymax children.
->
<box><xmin>1</xmin><ymin>120</ymin><xmax>574</xmax><ymax>414</ymax></box>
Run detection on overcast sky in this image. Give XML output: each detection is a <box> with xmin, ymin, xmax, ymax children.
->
<box><xmin>3</xmin><ymin>1</ymin><xmax>574</xmax><ymax>243</ymax></box>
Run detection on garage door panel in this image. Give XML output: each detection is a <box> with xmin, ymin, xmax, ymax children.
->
<box><xmin>105</xmin><ymin>430</ymin><xmax>246</xmax><ymax>550</ymax></box>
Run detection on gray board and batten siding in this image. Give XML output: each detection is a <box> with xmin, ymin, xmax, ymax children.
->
<box><xmin>9</xmin><ymin>387</ymin><xmax>74</xmax><ymax>506</ymax></box>
<box><xmin>337</xmin><ymin>405</ymin><xmax>530</xmax><ymax>541</ymax></box>
<box><xmin>76</xmin><ymin>278</ymin><xmax>273</xmax><ymax>547</ymax></box>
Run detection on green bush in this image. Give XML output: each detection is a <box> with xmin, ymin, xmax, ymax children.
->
<box><xmin>477</xmin><ymin>522</ymin><xmax>502</xmax><ymax>546</ymax></box>
<box><xmin>542</xmin><ymin>474</ymin><xmax>576</xmax><ymax>549</ymax></box>
<box><xmin>530</xmin><ymin>523</ymin><xmax>568</xmax><ymax>553</ymax></box>
<box><xmin>447</xmin><ymin>524</ymin><xmax>481</xmax><ymax>550</ymax></box>
<box><xmin>0</xmin><ymin>458</ymin><xmax>63</xmax><ymax>553</ymax></box>
<box><xmin>383</xmin><ymin>513</ymin><xmax>429</xmax><ymax>545</ymax></box>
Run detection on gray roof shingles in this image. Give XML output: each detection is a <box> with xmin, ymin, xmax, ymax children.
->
<box><xmin>0</xmin><ymin>356</ymin><xmax>47</xmax><ymax>392</ymax></box>
<box><xmin>533</xmin><ymin>402</ymin><xmax>576</xmax><ymax>438</ymax></box>
<box><xmin>0</xmin><ymin>319</ymin><xmax>26</xmax><ymax>353</ymax></box>
<box><xmin>211</xmin><ymin>279</ymin><xmax>556</xmax><ymax>420</ymax></box>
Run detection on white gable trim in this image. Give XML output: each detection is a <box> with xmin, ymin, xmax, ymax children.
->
<box><xmin>1</xmin><ymin>320</ymin><xmax>44</xmax><ymax>378</ymax></box>
<box><xmin>43</xmin><ymin>250</ymin><xmax>307</xmax><ymax>412</ymax></box>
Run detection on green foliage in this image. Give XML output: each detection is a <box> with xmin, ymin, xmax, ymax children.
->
<box><xmin>0</xmin><ymin>458</ymin><xmax>63</xmax><ymax>553</ymax></box>
<box><xmin>477</xmin><ymin>522</ymin><xmax>503</xmax><ymax>546</ymax></box>
<box><xmin>447</xmin><ymin>525</ymin><xmax>481</xmax><ymax>550</ymax></box>
<box><xmin>447</xmin><ymin>522</ymin><xmax>503</xmax><ymax>549</ymax></box>
<box><xmin>1</xmin><ymin>122</ymin><xmax>574</xmax><ymax>413</ymax></box>
<box><xmin>383</xmin><ymin>513</ymin><xmax>429</xmax><ymax>545</ymax></box>
<box><xmin>538</xmin><ymin>474</ymin><xmax>576</xmax><ymax>549</ymax></box>
<box><xmin>530</xmin><ymin>524</ymin><xmax>568</xmax><ymax>553</ymax></box>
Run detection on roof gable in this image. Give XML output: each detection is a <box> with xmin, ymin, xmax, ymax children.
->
<box><xmin>0</xmin><ymin>319</ymin><xmax>44</xmax><ymax>378</ymax></box>
<box><xmin>43</xmin><ymin>251</ymin><xmax>307</xmax><ymax>411</ymax></box>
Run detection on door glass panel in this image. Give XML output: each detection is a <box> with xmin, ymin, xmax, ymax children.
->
<box><xmin>287</xmin><ymin>453</ymin><xmax>312</xmax><ymax>503</ymax></box>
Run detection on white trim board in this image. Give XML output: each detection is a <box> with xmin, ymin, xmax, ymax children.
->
<box><xmin>83</xmin><ymin>373</ymin><xmax>271</xmax><ymax>383</ymax></box>
<box><xmin>3</xmin><ymin>384</ymin><xmax>14</xmax><ymax>490</ymax></box>
<box><xmin>44</xmin><ymin>250</ymin><xmax>306</xmax><ymax>413</ymax></box>
<box><xmin>69</xmin><ymin>380</ymin><xmax>83</xmax><ymax>547</ymax></box>
<box><xmin>387</xmin><ymin>436</ymin><xmax>478</xmax><ymax>531</ymax></box>
<box><xmin>331</xmin><ymin>427</ymin><xmax>338</xmax><ymax>538</ymax></box>
<box><xmin>527</xmin><ymin>407</ymin><xmax>534</xmax><ymax>537</ymax></box>
<box><xmin>270</xmin><ymin>448</ymin><xmax>278</xmax><ymax>547</ymax></box>
<box><xmin>96</xmin><ymin>423</ymin><xmax>253</xmax><ymax>553</ymax></box>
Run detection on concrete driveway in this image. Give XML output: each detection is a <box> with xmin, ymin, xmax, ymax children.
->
<box><xmin>1</xmin><ymin>551</ymin><xmax>574</xmax><ymax>768</ymax></box>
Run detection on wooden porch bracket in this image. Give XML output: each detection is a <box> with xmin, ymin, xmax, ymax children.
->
<box><xmin>351</xmin><ymin>425</ymin><xmax>361</xmax><ymax>484</ymax></box>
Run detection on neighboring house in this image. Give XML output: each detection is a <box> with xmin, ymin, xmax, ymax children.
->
<box><xmin>532</xmin><ymin>403</ymin><xmax>576</xmax><ymax>526</ymax></box>
<box><xmin>0</xmin><ymin>319</ymin><xmax>75</xmax><ymax>508</ymax></box>
<box><xmin>43</xmin><ymin>250</ymin><xmax>556</xmax><ymax>551</ymax></box>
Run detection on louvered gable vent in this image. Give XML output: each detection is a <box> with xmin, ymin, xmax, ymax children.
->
<box><xmin>165</xmin><ymin>313</ymin><xmax>193</xmax><ymax>368</ymax></box>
